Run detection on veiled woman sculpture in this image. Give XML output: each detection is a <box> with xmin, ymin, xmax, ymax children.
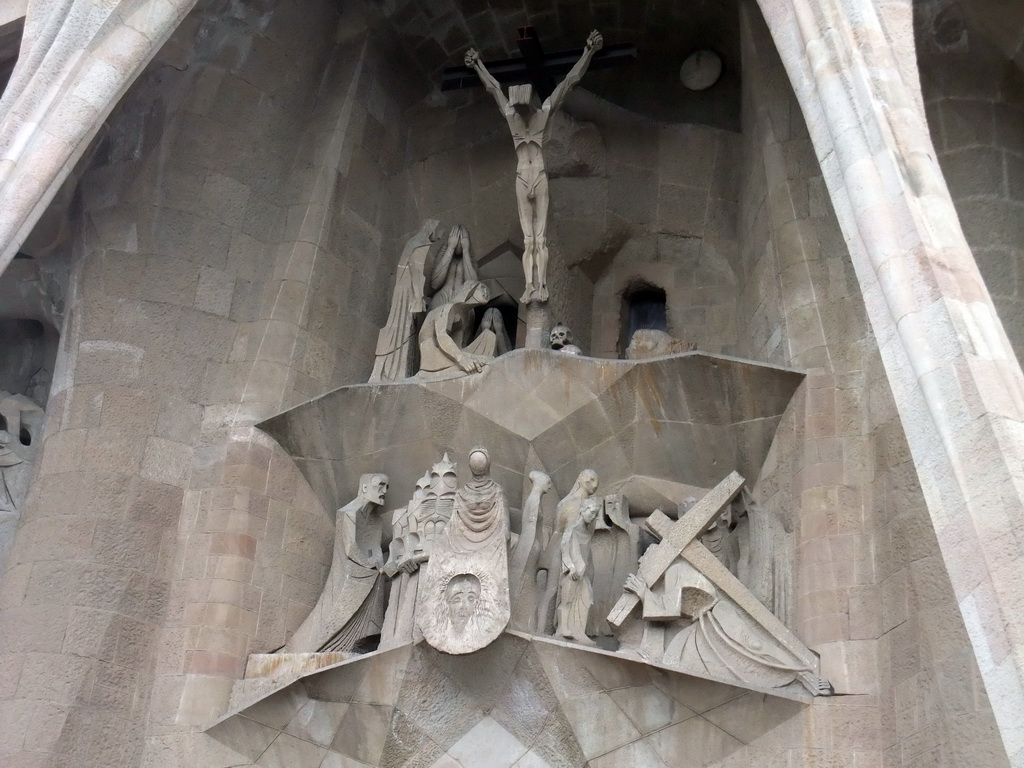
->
<box><xmin>416</xmin><ymin>281</ymin><xmax>497</xmax><ymax>378</ymax></box>
<box><xmin>535</xmin><ymin>469</ymin><xmax>599</xmax><ymax>633</ymax></box>
<box><xmin>416</xmin><ymin>448</ymin><xmax>512</xmax><ymax>654</ymax></box>
<box><xmin>556</xmin><ymin>498</ymin><xmax>600</xmax><ymax>645</ymax></box>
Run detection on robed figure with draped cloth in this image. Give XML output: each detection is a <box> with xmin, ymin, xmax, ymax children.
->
<box><xmin>370</xmin><ymin>219</ymin><xmax>441</xmax><ymax>382</ymax></box>
<box><xmin>417</xmin><ymin>448</ymin><xmax>511</xmax><ymax>654</ymax></box>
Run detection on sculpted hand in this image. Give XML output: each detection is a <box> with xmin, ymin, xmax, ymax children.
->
<box><xmin>570</xmin><ymin>566</ymin><xmax>582</xmax><ymax>581</ymax></box>
<box><xmin>465</xmin><ymin>48</ymin><xmax>480</xmax><ymax>68</ymax></box>
<box><xmin>624</xmin><ymin>573</ymin><xmax>645</xmax><ymax>596</ymax></box>
<box><xmin>458</xmin><ymin>355</ymin><xmax>485</xmax><ymax>374</ymax></box>
<box><xmin>399</xmin><ymin>559</ymin><xmax>419</xmax><ymax>575</ymax></box>
<box><xmin>586</xmin><ymin>30</ymin><xmax>603</xmax><ymax>52</ymax></box>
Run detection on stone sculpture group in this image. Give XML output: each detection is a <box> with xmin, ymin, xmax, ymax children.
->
<box><xmin>281</xmin><ymin>450</ymin><xmax>828</xmax><ymax>695</ymax></box>
<box><xmin>289</xmin><ymin>26</ymin><xmax>830</xmax><ymax>697</ymax></box>
<box><xmin>370</xmin><ymin>221</ymin><xmax>512</xmax><ymax>383</ymax></box>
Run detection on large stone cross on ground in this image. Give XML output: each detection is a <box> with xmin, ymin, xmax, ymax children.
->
<box><xmin>442</xmin><ymin>26</ymin><xmax>636</xmax><ymax>100</ymax></box>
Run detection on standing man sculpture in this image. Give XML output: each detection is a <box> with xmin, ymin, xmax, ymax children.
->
<box><xmin>465</xmin><ymin>30</ymin><xmax>604</xmax><ymax>304</ymax></box>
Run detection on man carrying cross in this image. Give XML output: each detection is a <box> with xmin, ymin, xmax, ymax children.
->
<box><xmin>464</xmin><ymin>30</ymin><xmax>603</xmax><ymax>305</ymax></box>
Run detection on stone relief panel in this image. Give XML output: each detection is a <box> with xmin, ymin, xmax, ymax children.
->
<box><xmin>255</xmin><ymin>350</ymin><xmax>825</xmax><ymax>710</ymax></box>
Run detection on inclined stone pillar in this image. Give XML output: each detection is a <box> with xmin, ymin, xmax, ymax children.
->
<box><xmin>758</xmin><ymin>0</ymin><xmax>1024</xmax><ymax>760</ymax></box>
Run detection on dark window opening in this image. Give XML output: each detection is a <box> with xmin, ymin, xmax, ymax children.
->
<box><xmin>619</xmin><ymin>282</ymin><xmax>667</xmax><ymax>356</ymax></box>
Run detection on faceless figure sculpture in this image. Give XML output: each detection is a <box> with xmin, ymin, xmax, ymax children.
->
<box><xmin>429</xmin><ymin>224</ymin><xmax>479</xmax><ymax>311</ymax></box>
<box><xmin>466</xmin><ymin>30</ymin><xmax>604</xmax><ymax>304</ymax></box>
<box><xmin>621</xmin><ymin>556</ymin><xmax>809</xmax><ymax>690</ymax></box>
<box><xmin>550</xmin><ymin>322</ymin><xmax>582</xmax><ymax>355</ymax></box>
<box><xmin>283</xmin><ymin>473</ymin><xmax>389</xmax><ymax>654</ymax></box>
<box><xmin>417</xmin><ymin>281</ymin><xmax>496</xmax><ymax>378</ymax></box>
<box><xmin>509</xmin><ymin>470</ymin><xmax>552</xmax><ymax>605</ymax></box>
<box><xmin>370</xmin><ymin>219</ymin><xmax>442</xmax><ymax>382</ymax></box>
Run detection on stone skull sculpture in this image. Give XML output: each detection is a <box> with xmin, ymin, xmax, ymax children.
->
<box><xmin>550</xmin><ymin>323</ymin><xmax>582</xmax><ymax>355</ymax></box>
<box><xmin>550</xmin><ymin>323</ymin><xmax>573</xmax><ymax>350</ymax></box>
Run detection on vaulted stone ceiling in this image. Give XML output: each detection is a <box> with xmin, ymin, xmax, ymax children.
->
<box><xmin>367</xmin><ymin>0</ymin><xmax>741</xmax><ymax>129</ymax></box>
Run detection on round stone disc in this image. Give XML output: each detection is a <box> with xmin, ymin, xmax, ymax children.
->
<box><xmin>680</xmin><ymin>50</ymin><xmax>723</xmax><ymax>91</ymax></box>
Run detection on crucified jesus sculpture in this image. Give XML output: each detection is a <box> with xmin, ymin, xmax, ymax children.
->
<box><xmin>465</xmin><ymin>30</ymin><xmax>604</xmax><ymax>304</ymax></box>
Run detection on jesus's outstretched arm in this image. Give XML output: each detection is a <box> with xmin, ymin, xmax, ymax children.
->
<box><xmin>544</xmin><ymin>30</ymin><xmax>603</xmax><ymax>115</ymax></box>
<box><xmin>465</xmin><ymin>48</ymin><xmax>510</xmax><ymax>112</ymax></box>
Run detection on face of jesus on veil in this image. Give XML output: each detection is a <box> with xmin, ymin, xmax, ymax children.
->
<box><xmin>445</xmin><ymin>573</ymin><xmax>482</xmax><ymax>631</ymax></box>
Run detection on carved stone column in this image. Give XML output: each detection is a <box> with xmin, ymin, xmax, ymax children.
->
<box><xmin>759</xmin><ymin>0</ymin><xmax>1024</xmax><ymax>759</ymax></box>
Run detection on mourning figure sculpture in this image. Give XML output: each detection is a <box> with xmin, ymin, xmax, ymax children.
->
<box><xmin>428</xmin><ymin>223</ymin><xmax>479</xmax><ymax>311</ymax></box>
<box><xmin>416</xmin><ymin>281</ymin><xmax>497</xmax><ymax>378</ymax></box>
<box><xmin>535</xmin><ymin>469</ymin><xmax>599</xmax><ymax>633</ymax></box>
<box><xmin>465</xmin><ymin>30</ymin><xmax>604</xmax><ymax>304</ymax></box>
<box><xmin>370</xmin><ymin>219</ymin><xmax>442</xmax><ymax>382</ymax></box>
<box><xmin>556</xmin><ymin>497</ymin><xmax>600</xmax><ymax>645</ymax></box>
<box><xmin>282</xmin><ymin>473</ymin><xmax>389</xmax><ymax>653</ymax></box>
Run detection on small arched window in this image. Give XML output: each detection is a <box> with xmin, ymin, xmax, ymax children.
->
<box><xmin>619</xmin><ymin>281</ymin><xmax>667</xmax><ymax>356</ymax></box>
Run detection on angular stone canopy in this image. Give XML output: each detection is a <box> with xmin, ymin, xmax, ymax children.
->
<box><xmin>258</xmin><ymin>350</ymin><xmax>804</xmax><ymax>515</ymax></box>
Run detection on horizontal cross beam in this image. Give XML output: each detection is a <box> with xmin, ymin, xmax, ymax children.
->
<box><xmin>441</xmin><ymin>43</ymin><xmax>636</xmax><ymax>94</ymax></box>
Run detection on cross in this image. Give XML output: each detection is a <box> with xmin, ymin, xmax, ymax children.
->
<box><xmin>606</xmin><ymin>471</ymin><xmax>823</xmax><ymax>692</ymax></box>
<box><xmin>442</xmin><ymin>26</ymin><xmax>636</xmax><ymax>101</ymax></box>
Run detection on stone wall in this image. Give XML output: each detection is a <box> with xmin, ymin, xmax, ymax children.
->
<box><xmin>916</xmin><ymin>0</ymin><xmax>1024</xmax><ymax>363</ymax></box>
<box><xmin>0</xmin><ymin>1</ymin><xmax>422</xmax><ymax>764</ymax></box>
<box><xmin>0</xmin><ymin>0</ymin><xmax>1019</xmax><ymax>766</ymax></box>
<box><xmin>588</xmin><ymin>118</ymin><xmax>740</xmax><ymax>358</ymax></box>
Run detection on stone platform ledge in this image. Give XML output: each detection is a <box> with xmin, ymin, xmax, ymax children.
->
<box><xmin>222</xmin><ymin>642</ymin><xmax>409</xmax><ymax>722</ymax></box>
<box><xmin>245</xmin><ymin>651</ymin><xmax>355</xmax><ymax>680</ymax></box>
<box><xmin>218</xmin><ymin>629</ymin><xmax>812</xmax><ymax>728</ymax></box>
<box><xmin>506</xmin><ymin>630</ymin><xmax>814</xmax><ymax>704</ymax></box>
